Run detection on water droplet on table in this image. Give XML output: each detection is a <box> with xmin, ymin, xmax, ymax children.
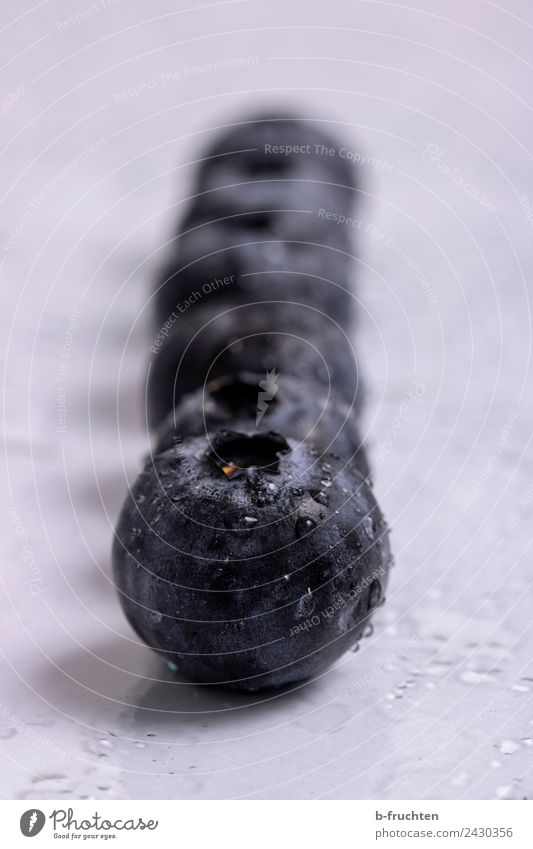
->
<box><xmin>500</xmin><ymin>739</ymin><xmax>519</xmax><ymax>755</ymax></box>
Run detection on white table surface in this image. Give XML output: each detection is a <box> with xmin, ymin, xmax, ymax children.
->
<box><xmin>1</xmin><ymin>0</ymin><xmax>532</xmax><ymax>800</ymax></box>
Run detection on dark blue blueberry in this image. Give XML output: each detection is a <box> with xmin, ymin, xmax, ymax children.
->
<box><xmin>112</xmin><ymin>434</ymin><xmax>391</xmax><ymax>690</ymax></box>
<box><xmin>196</xmin><ymin>114</ymin><xmax>358</xmax><ymax>191</ymax></box>
<box><xmin>182</xmin><ymin>179</ymin><xmax>354</xmax><ymax>243</ymax></box>
<box><xmin>153</xmin><ymin>226</ymin><xmax>356</xmax><ymax>331</ymax></box>
<box><xmin>113</xmin><ymin>112</ymin><xmax>392</xmax><ymax>691</ymax></box>
<box><xmin>155</xmin><ymin>372</ymin><xmax>369</xmax><ymax>479</ymax></box>
<box><xmin>147</xmin><ymin>302</ymin><xmax>363</xmax><ymax>429</ymax></box>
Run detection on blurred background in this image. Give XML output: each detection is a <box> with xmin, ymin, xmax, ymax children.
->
<box><xmin>1</xmin><ymin>0</ymin><xmax>532</xmax><ymax>800</ymax></box>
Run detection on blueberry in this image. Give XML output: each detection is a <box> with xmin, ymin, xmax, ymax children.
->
<box><xmin>114</xmin><ymin>114</ymin><xmax>392</xmax><ymax>691</ymax></box>
<box><xmin>155</xmin><ymin>372</ymin><xmax>369</xmax><ymax>478</ymax></box>
<box><xmin>154</xmin><ymin>225</ymin><xmax>355</xmax><ymax>331</ymax></box>
<box><xmin>197</xmin><ymin>158</ymin><xmax>346</xmax><ymax>195</ymax></box>
<box><xmin>182</xmin><ymin>179</ymin><xmax>354</xmax><ymax>239</ymax></box>
<box><xmin>147</xmin><ymin>302</ymin><xmax>363</xmax><ymax>429</ymax></box>
<box><xmin>112</xmin><ymin>434</ymin><xmax>391</xmax><ymax>690</ymax></box>
<box><xmin>197</xmin><ymin>114</ymin><xmax>357</xmax><ymax>190</ymax></box>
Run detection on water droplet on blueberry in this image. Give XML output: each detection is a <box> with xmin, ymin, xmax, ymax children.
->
<box><xmin>296</xmin><ymin>592</ymin><xmax>315</xmax><ymax>618</ymax></box>
<box><xmin>367</xmin><ymin>579</ymin><xmax>383</xmax><ymax>610</ymax></box>
<box><xmin>362</xmin><ymin>515</ymin><xmax>374</xmax><ymax>539</ymax></box>
<box><xmin>295</xmin><ymin>517</ymin><xmax>316</xmax><ymax>537</ymax></box>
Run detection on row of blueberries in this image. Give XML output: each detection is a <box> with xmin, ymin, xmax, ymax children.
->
<box><xmin>112</xmin><ymin>115</ymin><xmax>393</xmax><ymax>691</ymax></box>
<box><xmin>148</xmin><ymin>117</ymin><xmax>361</xmax><ymax>429</ymax></box>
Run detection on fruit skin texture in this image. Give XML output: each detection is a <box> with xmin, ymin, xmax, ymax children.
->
<box><xmin>182</xmin><ymin>178</ymin><xmax>353</xmax><ymax>230</ymax></box>
<box><xmin>196</xmin><ymin>114</ymin><xmax>358</xmax><ymax>190</ymax></box>
<box><xmin>112</xmin><ymin>435</ymin><xmax>391</xmax><ymax>691</ymax></box>
<box><xmin>147</xmin><ymin>302</ymin><xmax>362</xmax><ymax>429</ymax></box>
<box><xmin>113</xmin><ymin>115</ymin><xmax>392</xmax><ymax>691</ymax></box>
<box><xmin>154</xmin><ymin>372</ymin><xmax>369</xmax><ymax>479</ymax></box>
<box><xmin>153</xmin><ymin>229</ymin><xmax>355</xmax><ymax>331</ymax></box>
